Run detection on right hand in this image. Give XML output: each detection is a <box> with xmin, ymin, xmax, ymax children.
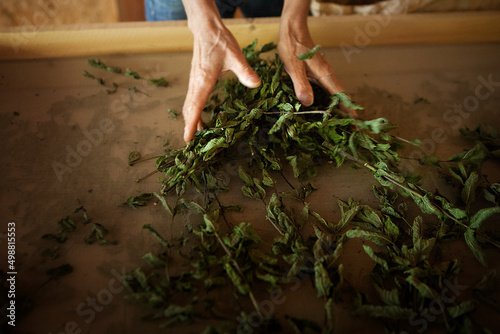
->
<box><xmin>182</xmin><ymin>14</ymin><xmax>261</xmax><ymax>142</ymax></box>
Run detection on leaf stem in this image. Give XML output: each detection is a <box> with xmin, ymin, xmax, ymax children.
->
<box><xmin>264</xmin><ymin>110</ymin><xmax>329</xmax><ymax>115</ymax></box>
<box><xmin>136</xmin><ymin>169</ymin><xmax>159</xmax><ymax>183</ymax></box>
<box><xmin>213</xmin><ymin>230</ymin><xmax>263</xmax><ymax>318</ymax></box>
<box><xmin>213</xmin><ymin>193</ymin><xmax>232</xmax><ymax>229</ymax></box>
<box><xmin>129</xmin><ymin>155</ymin><xmax>164</xmax><ymax>166</ymax></box>
<box><xmin>337</xmin><ymin>150</ymin><xmax>465</xmax><ymax>227</ymax></box>
<box><xmin>338</xmin><ymin>150</ymin><xmax>500</xmax><ymax>249</ymax></box>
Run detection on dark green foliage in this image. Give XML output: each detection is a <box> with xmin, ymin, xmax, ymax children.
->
<box><xmin>168</xmin><ymin>109</ymin><xmax>179</xmax><ymax>119</ymax></box>
<box><xmin>148</xmin><ymin>77</ymin><xmax>169</xmax><ymax>87</ymax></box>
<box><xmin>123</xmin><ymin>41</ymin><xmax>500</xmax><ymax>333</ymax></box>
<box><xmin>85</xmin><ymin>59</ymin><xmax>169</xmax><ymax>95</ymax></box>
<box><xmin>128</xmin><ymin>150</ymin><xmax>141</xmax><ymax>165</ymax></box>
<box><xmin>122</xmin><ymin>193</ymin><xmax>153</xmax><ymax>208</ymax></box>
<box><xmin>40</xmin><ymin>206</ymin><xmax>117</xmax><ymax>290</ymax></box>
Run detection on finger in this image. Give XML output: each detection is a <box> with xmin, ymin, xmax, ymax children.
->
<box><xmin>318</xmin><ymin>72</ymin><xmax>358</xmax><ymax>117</ymax></box>
<box><xmin>307</xmin><ymin>60</ymin><xmax>358</xmax><ymax>117</ymax></box>
<box><xmin>318</xmin><ymin>72</ymin><xmax>359</xmax><ymax>117</ymax></box>
<box><xmin>323</xmin><ymin>75</ymin><xmax>358</xmax><ymax>117</ymax></box>
<box><xmin>283</xmin><ymin>57</ymin><xmax>314</xmax><ymax>106</ymax></box>
<box><xmin>307</xmin><ymin>59</ymin><xmax>345</xmax><ymax>95</ymax></box>
<box><xmin>317</xmin><ymin>71</ymin><xmax>345</xmax><ymax>95</ymax></box>
<box><xmin>229</xmin><ymin>52</ymin><xmax>261</xmax><ymax>88</ymax></box>
<box><xmin>340</xmin><ymin>104</ymin><xmax>358</xmax><ymax>117</ymax></box>
<box><xmin>183</xmin><ymin>105</ymin><xmax>200</xmax><ymax>143</ymax></box>
<box><xmin>182</xmin><ymin>67</ymin><xmax>219</xmax><ymax>142</ymax></box>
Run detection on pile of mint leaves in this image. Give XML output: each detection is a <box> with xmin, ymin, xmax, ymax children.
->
<box><xmin>123</xmin><ymin>41</ymin><xmax>500</xmax><ymax>333</ymax></box>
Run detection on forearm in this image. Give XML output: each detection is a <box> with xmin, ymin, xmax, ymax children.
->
<box><xmin>280</xmin><ymin>0</ymin><xmax>312</xmax><ymax>43</ymax></box>
<box><xmin>181</xmin><ymin>0</ymin><xmax>224</xmax><ymax>32</ymax></box>
<box><xmin>281</xmin><ymin>0</ymin><xmax>311</xmax><ymax>26</ymax></box>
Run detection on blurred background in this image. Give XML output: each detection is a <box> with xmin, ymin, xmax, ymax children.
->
<box><xmin>1</xmin><ymin>0</ymin><xmax>499</xmax><ymax>28</ymax></box>
<box><xmin>0</xmin><ymin>0</ymin><xmax>145</xmax><ymax>27</ymax></box>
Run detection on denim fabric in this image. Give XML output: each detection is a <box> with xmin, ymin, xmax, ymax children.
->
<box><xmin>144</xmin><ymin>0</ymin><xmax>284</xmax><ymax>21</ymax></box>
<box><xmin>145</xmin><ymin>0</ymin><xmax>187</xmax><ymax>21</ymax></box>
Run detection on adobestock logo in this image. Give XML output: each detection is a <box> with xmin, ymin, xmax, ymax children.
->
<box><xmin>340</xmin><ymin>0</ymin><xmax>410</xmax><ymax>63</ymax></box>
<box><xmin>51</xmin><ymin>118</ymin><xmax>115</xmax><ymax>182</ymax></box>
<box><xmin>47</xmin><ymin>267</ymin><xmax>127</xmax><ymax>334</ymax></box>
<box><xmin>401</xmin><ymin>73</ymin><xmax>500</xmax><ymax>173</ymax></box>
<box><xmin>51</xmin><ymin>64</ymin><xmax>170</xmax><ymax>183</ymax></box>
<box><xmin>401</xmin><ymin>277</ymin><xmax>468</xmax><ymax>334</ymax></box>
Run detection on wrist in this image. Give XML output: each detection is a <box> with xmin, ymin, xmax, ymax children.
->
<box><xmin>281</xmin><ymin>0</ymin><xmax>311</xmax><ymax>22</ymax></box>
<box><xmin>182</xmin><ymin>0</ymin><xmax>225</xmax><ymax>33</ymax></box>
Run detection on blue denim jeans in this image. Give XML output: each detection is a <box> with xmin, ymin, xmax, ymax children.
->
<box><xmin>145</xmin><ymin>0</ymin><xmax>187</xmax><ymax>21</ymax></box>
<box><xmin>145</xmin><ymin>0</ymin><xmax>284</xmax><ymax>21</ymax></box>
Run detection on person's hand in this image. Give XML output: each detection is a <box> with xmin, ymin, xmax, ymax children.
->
<box><xmin>181</xmin><ymin>0</ymin><xmax>261</xmax><ymax>142</ymax></box>
<box><xmin>279</xmin><ymin>0</ymin><xmax>356</xmax><ymax>115</ymax></box>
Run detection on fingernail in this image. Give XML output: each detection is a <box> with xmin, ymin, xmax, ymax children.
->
<box><xmin>247</xmin><ymin>75</ymin><xmax>261</xmax><ymax>87</ymax></box>
<box><xmin>299</xmin><ymin>93</ymin><xmax>313</xmax><ymax>106</ymax></box>
<box><xmin>245</xmin><ymin>73</ymin><xmax>260</xmax><ymax>86</ymax></box>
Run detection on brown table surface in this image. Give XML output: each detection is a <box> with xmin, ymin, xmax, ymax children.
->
<box><xmin>1</xmin><ymin>21</ymin><xmax>500</xmax><ymax>334</ymax></box>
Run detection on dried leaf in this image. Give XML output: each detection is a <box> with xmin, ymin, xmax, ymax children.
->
<box><xmin>297</xmin><ymin>45</ymin><xmax>322</xmax><ymax>60</ymax></box>
<box><xmin>125</xmin><ymin>68</ymin><xmax>141</xmax><ymax>79</ymax></box>
<box><xmin>462</xmin><ymin>171</ymin><xmax>480</xmax><ymax>208</ymax></box>
<box><xmin>153</xmin><ymin>192</ymin><xmax>173</xmax><ymax>216</ymax></box>
<box><xmin>464</xmin><ymin>228</ymin><xmax>487</xmax><ymax>267</ymax></box>
<box><xmin>406</xmin><ymin>275</ymin><xmax>440</xmax><ymax>300</ymax></box>
<box><xmin>346</xmin><ymin>229</ymin><xmax>391</xmax><ymax>246</ymax></box>
<box><xmin>148</xmin><ymin>77</ymin><xmax>169</xmax><ymax>87</ymax></box>
<box><xmin>363</xmin><ymin>245</ymin><xmax>389</xmax><ymax>271</ymax></box>
<box><xmin>447</xmin><ymin>300</ymin><xmax>476</xmax><ymax>319</ymax></box>
<box><xmin>143</xmin><ymin>224</ymin><xmax>170</xmax><ymax>248</ymax></box>
<box><xmin>314</xmin><ymin>261</ymin><xmax>332</xmax><ymax>298</ymax></box>
<box><xmin>470</xmin><ymin>206</ymin><xmax>500</xmax><ymax>229</ymax></box>
<box><xmin>128</xmin><ymin>150</ymin><xmax>141</xmax><ymax>165</ymax></box>
<box><xmin>122</xmin><ymin>193</ymin><xmax>153</xmax><ymax>208</ymax></box>
<box><xmin>373</xmin><ymin>283</ymin><xmax>400</xmax><ymax>306</ymax></box>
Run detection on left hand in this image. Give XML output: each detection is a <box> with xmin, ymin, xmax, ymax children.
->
<box><xmin>278</xmin><ymin>21</ymin><xmax>345</xmax><ymax>106</ymax></box>
<box><xmin>279</xmin><ymin>0</ymin><xmax>356</xmax><ymax>115</ymax></box>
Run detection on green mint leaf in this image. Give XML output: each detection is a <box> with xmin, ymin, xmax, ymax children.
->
<box><xmin>297</xmin><ymin>45</ymin><xmax>322</xmax><ymax>60</ymax></box>
<box><xmin>122</xmin><ymin>193</ymin><xmax>153</xmax><ymax>208</ymax></box>
<box><xmin>143</xmin><ymin>224</ymin><xmax>170</xmax><ymax>247</ymax></box>
<box><xmin>148</xmin><ymin>77</ymin><xmax>169</xmax><ymax>87</ymax></box>
<box><xmin>125</xmin><ymin>68</ymin><xmax>141</xmax><ymax>79</ymax></box>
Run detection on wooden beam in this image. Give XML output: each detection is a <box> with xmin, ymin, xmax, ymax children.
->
<box><xmin>0</xmin><ymin>11</ymin><xmax>499</xmax><ymax>60</ymax></box>
<box><xmin>116</xmin><ymin>0</ymin><xmax>146</xmax><ymax>22</ymax></box>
